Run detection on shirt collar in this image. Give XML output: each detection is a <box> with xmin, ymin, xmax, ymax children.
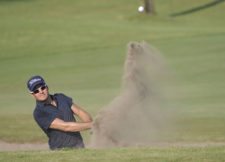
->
<box><xmin>36</xmin><ymin>94</ymin><xmax>56</xmax><ymax>107</ymax></box>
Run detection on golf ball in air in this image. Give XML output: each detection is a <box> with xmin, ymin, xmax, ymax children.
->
<box><xmin>138</xmin><ymin>6</ymin><xmax>144</xmax><ymax>13</ymax></box>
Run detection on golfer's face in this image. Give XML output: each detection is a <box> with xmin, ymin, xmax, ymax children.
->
<box><xmin>32</xmin><ymin>85</ymin><xmax>49</xmax><ymax>101</ymax></box>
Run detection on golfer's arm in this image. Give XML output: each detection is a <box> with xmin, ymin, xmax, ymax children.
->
<box><xmin>71</xmin><ymin>103</ymin><xmax>93</xmax><ymax>122</ymax></box>
<box><xmin>50</xmin><ymin>118</ymin><xmax>92</xmax><ymax>132</ymax></box>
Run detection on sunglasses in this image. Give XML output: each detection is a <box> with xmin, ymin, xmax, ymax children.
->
<box><xmin>32</xmin><ymin>85</ymin><xmax>47</xmax><ymax>94</ymax></box>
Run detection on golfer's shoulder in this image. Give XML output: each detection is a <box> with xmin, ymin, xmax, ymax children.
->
<box><xmin>54</xmin><ymin>93</ymin><xmax>72</xmax><ymax>101</ymax></box>
<box><xmin>33</xmin><ymin>107</ymin><xmax>45</xmax><ymax>120</ymax></box>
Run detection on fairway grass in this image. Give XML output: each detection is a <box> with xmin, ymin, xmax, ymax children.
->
<box><xmin>1</xmin><ymin>146</ymin><xmax>225</xmax><ymax>162</ymax></box>
<box><xmin>0</xmin><ymin>0</ymin><xmax>225</xmax><ymax>159</ymax></box>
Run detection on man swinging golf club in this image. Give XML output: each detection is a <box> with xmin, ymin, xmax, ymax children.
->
<box><xmin>27</xmin><ymin>75</ymin><xmax>93</xmax><ymax>150</ymax></box>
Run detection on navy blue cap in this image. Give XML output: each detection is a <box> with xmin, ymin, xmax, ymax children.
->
<box><xmin>27</xmin><ymin>75</ymin><xmax>46</xmax><ymax>93</ymax></box>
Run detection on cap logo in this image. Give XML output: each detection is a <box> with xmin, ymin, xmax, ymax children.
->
<box><xmin>29</xmin><ymin>78</ymin><xmax>42</xmax><ymax>86</ymax></box>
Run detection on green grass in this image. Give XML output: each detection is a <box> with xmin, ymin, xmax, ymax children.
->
<box><xmin>0</xmin><ymin>0</ymin><xmax>225</xmax><ymax>160</ymax></box>
<box><xmin>1</xmin><ymin>147</ymin><xmax>225</xmax><ymax>162</ymax></box>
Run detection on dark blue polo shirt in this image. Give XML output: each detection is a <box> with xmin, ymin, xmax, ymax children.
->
<box><xmin>33</xmin><ymin>93</ymin><xmax>84</xmax><ymax>150</ymax></box>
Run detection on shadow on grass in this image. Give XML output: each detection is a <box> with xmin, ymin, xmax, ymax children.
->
<box><xmin>171</xmin><ymin>0</ymin><xmax>225</xmax><ymax>17</ymax></box>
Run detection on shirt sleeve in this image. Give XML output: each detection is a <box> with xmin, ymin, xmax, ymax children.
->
<box><xmin>59</xmin><ymin>93</ymin><xmax>73</xmax><ymax>107</ymax></box>
<box><xmin>33</xmin><ymin>108</ymin><xmax>60</xmax><ymax>131</ymax></box>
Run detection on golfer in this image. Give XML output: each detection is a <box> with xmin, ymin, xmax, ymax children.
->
<box><xmin>27</xmin><ymin>75</ymin><xmax>93</xmax><ymax>150</ymax></box>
